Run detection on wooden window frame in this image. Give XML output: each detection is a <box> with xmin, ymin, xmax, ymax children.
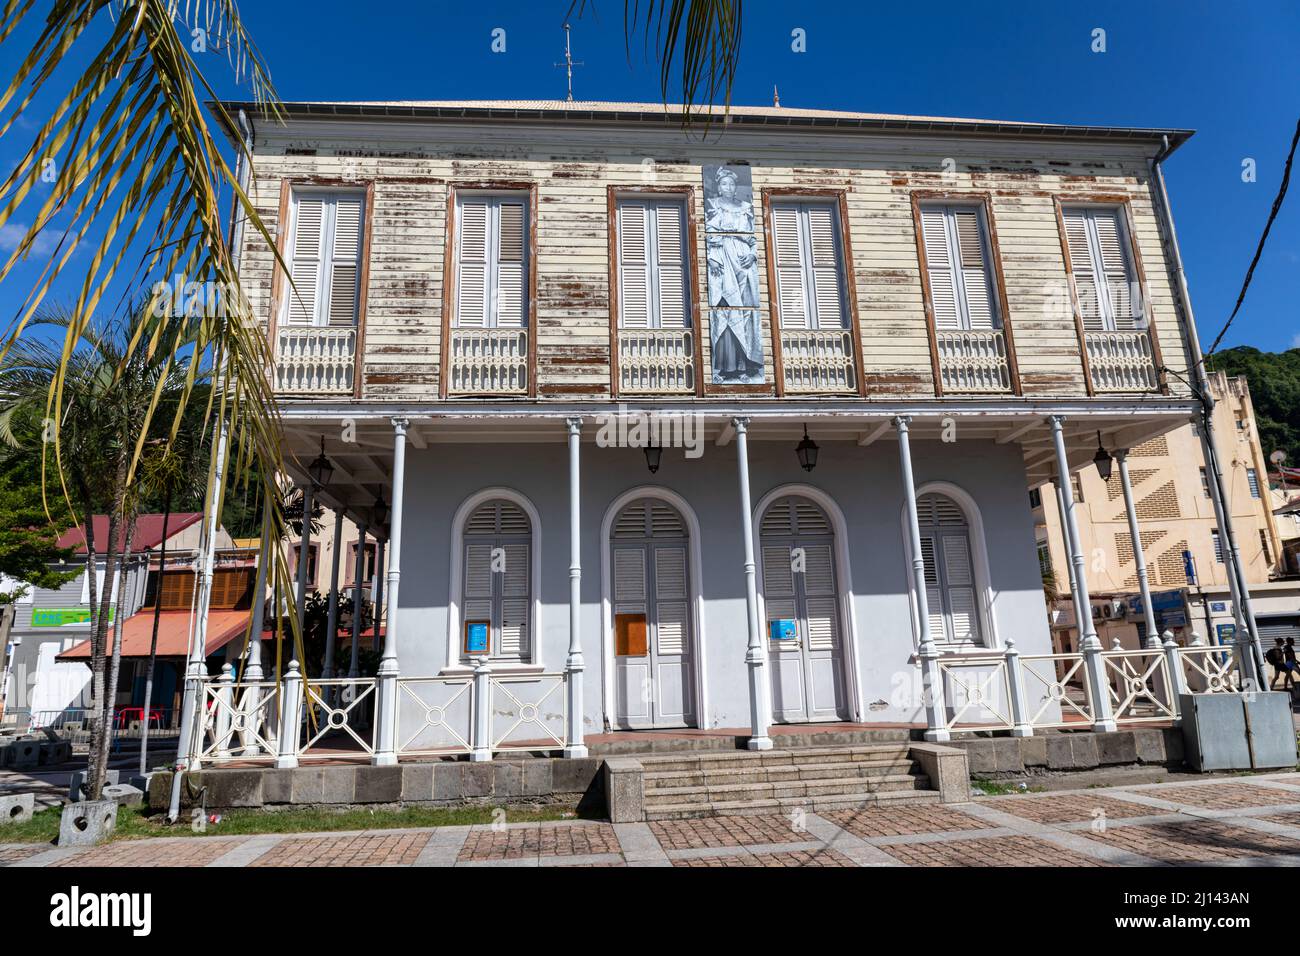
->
<box><xmin>1051</xmin><ymin>194</ymin><xmax>1167</xmax><ymax>397</ymax></box>
<box><xmin>439</xmin><ymin>181</ymin><xmax>539</xmax><ymax>399</ymax></box>
<box><xmin>760</xmin><ymin>188</ymin><xmax>867</xmax><ymax>397</ymax></box>
<box><xmin>909</xmin><ymin>190</ymin><xmax>1022</xmax><ymax>397</ymax></box>
<box><xmin>607</xmin><ymin>185</ymin><xmax>705</xmax><ymax>398</ymax></box>
<box><xmin>267</xmin><ymin>179</ymin><xmax>374</xmax><ymax>401</ymax></box>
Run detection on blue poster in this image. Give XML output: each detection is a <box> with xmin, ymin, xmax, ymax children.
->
<box><xmin>465</xmin><ymin>621</ymin><xmax>489</xmax><ymax>654</ymax></box>
<box><xmin>769</xmin><ymin>619</ymin><xmax>797</xmax><ymax>641</ymax></box>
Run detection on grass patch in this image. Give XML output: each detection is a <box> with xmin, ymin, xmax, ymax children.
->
<box><xmin>1</xmin><ymin>803</ymin><xmax>573</xmax><ymax>844</ymax></box>
<box><xmin>970</xmin><ymin>778</ymin><xmax>1044</xmax><ymax>796</ymax></box>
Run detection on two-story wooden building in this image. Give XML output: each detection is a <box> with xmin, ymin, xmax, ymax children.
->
<box><xmin>211</xmin><ymin>99</ymin><xmax>1246</xmax><ymax>760</ymax></box>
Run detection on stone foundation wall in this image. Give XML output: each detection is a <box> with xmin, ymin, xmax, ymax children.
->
<box><xmin>943</xmin><ymin>728</ymin><xmax>1184</xmax><ymax>776</ymax></box>
<box><xmin>148</xmin><ymin>758</ymin><xmax>606</xmax><ymax>814</ymax></box>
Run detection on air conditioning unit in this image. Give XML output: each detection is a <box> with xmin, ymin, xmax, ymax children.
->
<box><xmin>1104</xmin><ymin>600</ymin><xmax>1126</xmax><ymax>620</ymax></box>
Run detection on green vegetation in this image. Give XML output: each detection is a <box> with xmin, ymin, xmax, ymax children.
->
<box><xmin>1207</xmin><ymin>347</ymin><xmax>1300</xmax><ymax>470</ymax></box>
<box><xmin>970</xmin><ymin>778</ymin><xmax>1044</xmax><ymax>796</ymax></box>
<box><xmin>2</xmin><ymin>803</ymin><xmax>573</xmax><ymax>844</ymax></box>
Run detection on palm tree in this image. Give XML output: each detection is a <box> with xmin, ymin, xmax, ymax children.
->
<box><xmin>0</xmin><ymin>306</ymin><xmax>206</xmax><ymax>798</ymax></box>
<box><xmin>0</xmin><ymin>1</ymin><xmax>742</xmax><ymax>802</ymax></box>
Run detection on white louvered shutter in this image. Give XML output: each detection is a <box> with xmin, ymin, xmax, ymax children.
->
<box><xmin>953</xmin><ymin>208</ymin><xmax>995</xmax><ymax>329</ymax></box>
<box><xmin>942</xmin><ymin>535</ymin><xmax>977</xmax><ymax>644</ymax></box>
<box><xmin>1064</xmin><ymin>207</ymin><xmax>1133</xmax><ymax>332</ymax></box>
<box><xmin>806</xmin><ymin>204</ymin><xmax>846</xmax><ymax>329</ymax></box>
<box><xmin>328</xmin><ymin>197</ymin><xmax>363</xmax><ymax>326</ymax></box>
<box><xmin>286</xmin><ymin>197</ymin><xmax>324</xmax><ymax>325</ymax></box>
<box><xmin>655</xmin><ymin>202</ymin><xmax>688</xmax><ymax>328</ymax></box>
<box><xmin>921</xmin><ymin>205</ymin><xmax>995</xmax><ymax>331</ymax></box>
<box><xmin>456</xmin><ymin>199</ymin><xmax>490</xmax><ymax>328</ymax></box>
<box><xmin>614</xmin><ymin>548</ymin><xmax>647</xmax><ymax>615</ymax></box>
<box><xmin>495</xmin><ymin>200</ymin><xmax>527</xmax><ymax>328</ymax></box>
<box><xmin>919</xmin><ymin>536</ymin><xmax>947</xmax><ymax>643</ymax></box>
<box><xmin>498</xmin><ymin>542</ymin><xmax>530</xmax><ymax>658</ymax></box>
<box><xmin>618</xmin><ymin>202</ymin><xmax>651</xmax><ymax>329</ymax></box>
<box><xmin>762</xmin><ymin>545</ymin><xmax>798</xmax><ymax>632</ymax></box>
<box><xmin>771</xmin><ymin>204</ymin><xmax>809</xmax><ymax>330</ymax></box>
<box><xmin>462</xmin><ymin>543</ymin><xmax>494</xmax><ymax>643</ymax></box>
<box><xmin>920</xmin><ymin>206</ymin><xmax>960</xmax><ymax>330</ymax></box>
<box><xmin>801</xmin><ymin>542</ymin><xmax>838</xmax><ymax>651</ymax></box>
<box><xmin>1092</xmin><ymin>210</ymin><xmax>1134</xmax><ymax>329</ymax></box>
<box><xmin>654</xmin><ymin>547</ymin><xmax>688</xmax><ymax>656</ymax></box>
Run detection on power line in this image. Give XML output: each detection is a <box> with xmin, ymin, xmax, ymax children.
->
<box><xmin>1203</xmin><ymin>116</ymin><xmax>1300</xmax><ymax>360</ymax></box>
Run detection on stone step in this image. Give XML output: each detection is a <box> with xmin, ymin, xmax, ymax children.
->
<box><xmin>587</xmin><ymin>727</ymin><xmax>917</xmax><ymax>757</ymax></box>
<box><xmin>644</xmin><ymin>787</ymin><xmax>942</xmax><ymax>821</ymax></box>
<box><xmin>643</xmin><ymin>772</ymin><xmax>931</xmax><ymax>808</ymax></box>
<box><xmin>637</xmin><ymin>745</ymin><xmax>910</xmax><ymax>773</ymax></box>
<box><xmin>643</xmin><ymin>759</ymin><xmax>918</xmax><ymax>790</ymax></box>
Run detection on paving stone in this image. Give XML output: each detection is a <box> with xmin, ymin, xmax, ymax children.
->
<box><xmin>649</xmin><ymin>813</ymin><xmax>806</xmax><ymax>850</ymax></box>
<box><xmin>878</xmin><ymin>834</ymin><xmax>1109</xmax><ymax>867</ymax></box>
<box><xmin>457</xmin><ymin>823</ymin><xmax>620</xmax><ymax>861</ymax></box>
<box><xmin>984</xmin><ymin>793</ymin><xmax>1157</xmax><ymax>825</ymax></box>
<box><xmin>251</xmin><ymin>832</ymin><xmax>430</xmax><ymax>867</ymax></box>
<box><xmin>672</xmin><ymin>847</ymin><xmax>854</xmax><ymax>867</ymax></box>
<box><xmin>824</xmin><ymin>805</ymin><xmax>992</xmax><ymax>838</ymax></box>
<box><xmin>1139</xmin><ymin>782</ymin><xmax>1300</xmax><ymax>811</ymax></box>
<box><xmin>1079</xmin><ymin>818</ymin><xmax>1300</xmax><ymax>864</ymax></box>
<box><xmin>55</xmin><ymin>838</ymin><xmax>243</xmax><ymax>868</ymax></box>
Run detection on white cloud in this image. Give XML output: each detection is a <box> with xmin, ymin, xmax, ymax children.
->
<box><xmin>0</xmin><ymin>222</ymin><xmax>58</xmax><ymax>257</ymax></box>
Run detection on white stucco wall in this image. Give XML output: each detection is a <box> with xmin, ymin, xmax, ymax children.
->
<box><xmin>389</xmin><ymin>436</ymin><xmax>1050</xmax><ymax>733</ymax></box>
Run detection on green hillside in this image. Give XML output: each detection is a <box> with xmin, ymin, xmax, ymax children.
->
<box><xmin>1207</xmin><ymin>347</ymin><xmax>1300</xmax><ymax>475</ymax></box>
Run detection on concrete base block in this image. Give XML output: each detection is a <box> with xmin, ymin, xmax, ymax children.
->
<box><xmin>39</xmin><ymin>740</ymin><xmax>72</xmax><ymax>765</ymax></box>
<box><xmin>6</xmin><ymin>738</ymin><xmax>40</xmax><ymax>769</ymax></box>
<box><xmin>604</xmin><ymin>757</ymin><xmax>644</xmax><ymax>823</ymax></box>
<box><xmin>58</xmin><ymin>800</ymin><xmax>117</xmax><ymax>847</ymax></box>
<box><xmin>910</xmin><ymin>743</ymin><xmax>970</xmax><ymax>803</ymax></box>
<box><xmin>0</xmin><ymin>792</ymin><xmax>35</xmax><ymax>824</ymax></box>
<box><xmin>101</xmin><ymin>784</ymin><xmax>144</xmax><ymax>808</ymax></box>
<box><xmin>69</xmin><ymin>769</ymin><xmax>120</xmax><ymax>802</ymax></box>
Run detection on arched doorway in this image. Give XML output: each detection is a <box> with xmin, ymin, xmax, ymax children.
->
<box><xmin>916</xmin><ymin>492</ymin><xmax>983</xmax><ymax>647</ymax></box>
<box><xmin>610</xmin><ymin>497</ymin><xmax>697</xmax><ymax>728</ymax></box>
<box><xmin>759</xmin><ymin>495</ymin><xmax>850</xmax><ymax>722</ymax></box>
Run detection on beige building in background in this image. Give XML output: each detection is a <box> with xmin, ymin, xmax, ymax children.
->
<box><xmin>1035</xmin><ymin>371</ymin><xmax>1285</xmax><ymax>651</ymax></box>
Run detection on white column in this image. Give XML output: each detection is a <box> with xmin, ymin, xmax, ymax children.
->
<box><xmin>1048</xmin><ymin>415</ymin><xmax>1116</xmax><ymax>731</ymax></box>
<box><xmin>321</xmin><ymin>509</ymin><xmax>345</xmax><ymax>681</ymax></box>
<box><xmin>240</xmin><ymin>506</ymin><xmax>272</xmax><ymax>755</ymax></box>
<box><xmin>1053</xmin><ymin>477</ymin><xmax>1083</xmax><ymax>624</ymax></box>
<box><xmin>372</xmin><ymin>538</ymin><xmax>386</xmax><ymax>650</ymax></box>
<box><xmin>349</xmin><ymin>522</ymin><xmax>367</xmax><ymax>679</ymax></box>
<box><xmin>563</xmin><ymin>417</ymin><xmax>588</xmax><ymax>758</ymax></box>
<box><xmin>1116</xmin><ymin>451</ymin><xmax>1159</xmax><ymax>648</ymax></box>
<box><xmin>372</xmin><ymin>418</ymin><xmax>407</xmax><ymax>766</ymax></box>
<box><xmin>294</xmin><ymin>482</ymin><xmax>315</xmax><ymax>642</ymax></box>
<box><xmin>734</xmin><ymin>417</ymin><xmax>772</xmax><ymax>751</ymax></box>
<box><xmin>895</xmin><ymin>416</ymin><xmax>949</xmax><ymax>742</ymax></box>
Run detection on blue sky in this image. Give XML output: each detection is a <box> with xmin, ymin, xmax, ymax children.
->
<box><xmin>1</xmin><ymin>1</ymin><xmax>1296</xmax><ymax>351</ymax></box>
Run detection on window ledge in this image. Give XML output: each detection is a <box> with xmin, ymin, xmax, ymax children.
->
<box><xmin>438</xmin><ymin>662</ymin><xmax>547</xmax><ymax>677</ymax></box>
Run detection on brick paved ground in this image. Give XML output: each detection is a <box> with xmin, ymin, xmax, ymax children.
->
<box><xmin>4</xmin><ymin>772</ymin><xmax>1300</xmax><ymax>868</ymax></box>
<box><xmin>877</xmin><ymin>834</ymin><xmax>1109</xmax><ymax>867</ymax></box>
<box><xmin>251</xmin><ymin>832</ymin><xmax>429</xmax><ymax>867</ymax></box>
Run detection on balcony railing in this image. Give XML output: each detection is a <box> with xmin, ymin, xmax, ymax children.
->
<box><xmin>274</xmin><ymin>326</ymin><xmax>356</xmax><ymax>395</ymax></box>
<box><xmin>1085</xmin><ymin>329</ymin><xmax>1159</xmax><ymax>392</ymax></box>
<box><xmin>935</xmin><ymin>328</ymin><xmax>1012</xmax><ymax>393</ymax></box>
<box><xmin>780</xmin><ymin>328</ymin><xmax>857</xmax><ymax>394</ymax></box>
<box><xmin>448</xmin><ymin>328</ymin><xmax>529</xmax><ymax>395</ymax></box>
<box><xmin>618</xmin><ymin>328</ymin><xmax>695</xmax><ymax>394</ymax></box>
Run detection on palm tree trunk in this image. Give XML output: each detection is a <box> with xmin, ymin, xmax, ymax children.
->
<box><xmin>86</xmin><ymin>454</ymin><xmax>128</xmax><ymax>801</ymax></box>
<box><xmin>97</xmin><ymin>510</ymin><xmax>135</xmax><ymax>794</ymax></box>
<box><xmin>139</xmin><ymin>490</ymin><xmax>171</xmax><ymax>776</ymax></box>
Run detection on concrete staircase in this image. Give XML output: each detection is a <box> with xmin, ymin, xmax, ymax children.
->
<box><xmin>636</xmin><ymin>743</ymin><xmax>941</xmax><ymax>821</ymax></box>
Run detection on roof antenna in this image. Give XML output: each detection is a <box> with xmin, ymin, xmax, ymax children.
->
<box><xmin>554</xmin><ymin>23</ymin><xmax>584</xmax><ymax>102</ymax></box>
<box><xmin>773</xmin><ymin>85</ymin><xmax>781</xmax><ymax>108</ymax></box>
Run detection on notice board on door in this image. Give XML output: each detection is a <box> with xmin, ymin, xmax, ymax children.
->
<box><xmin>615</xmin><ymin>613</ymin><xmax>648</xmax><ymax>657</ymax></box>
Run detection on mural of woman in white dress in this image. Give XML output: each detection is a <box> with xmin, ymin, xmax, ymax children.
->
<box><xmin>703</xmin><ymin>165</ymin><xmax>764</xmax><ymax>384</ymax></box>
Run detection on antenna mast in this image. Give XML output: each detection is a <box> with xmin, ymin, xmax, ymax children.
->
<box><xmin>554</xmin><ymin>23</ymin><xmax>584</xmax><ymax>102</ymax></box>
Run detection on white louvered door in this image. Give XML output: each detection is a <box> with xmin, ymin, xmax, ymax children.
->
<box><xmin>461</xmin><ymin>500</ymin><xmax>531</xmax><ymax>661</ymax></box>
<box><xmin>917</xmin><ymin>494</ymin><xmax>982</xmax><ymax>648</ymax></box>
<box><xmin>284</xmin><ymin>193</ymin><xmax>364</xmax><ymax>327</ymax></box>
<box><xmin>1062</xmin><ymin>206</ymin><xmax>1134</xmax><ymax>332</ymax></box>
<box><xmin>455</xmin><ymin>195</ymin><xmax>529</xmax><ymax>329</ymax></box>
<box><xmin>770</xmin><ymin>201</ymin><xmax>846</xmax><ymax>331</ymax></box>
<box><xmin>919</xmin><ymin>203</ymin><xmax>997</xmax><ymax>331</ymax></box>
<box><xmin>761</xmin><ymin>497</ymin><xmax>849</xmax><ymax>722</ymax></box>
<box><xmin>616</xmin><ymin>199</ymin><xmax>689</xmax><ymax>330</ymax></box>
<box><xmin>611</xmin><ymin>500</ymin><xmax>695</xmax><ymax>728</ymax></box>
